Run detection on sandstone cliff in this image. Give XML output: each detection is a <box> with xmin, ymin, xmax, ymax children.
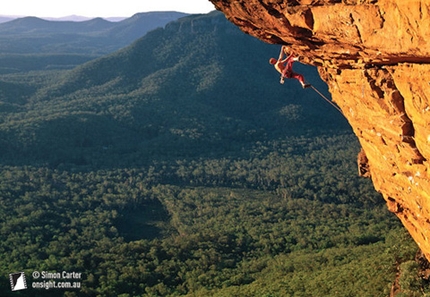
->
<box><xmin>209</xmin><ymin>0</ymin><xmax>430</xmax><ymax>260</ymax></box>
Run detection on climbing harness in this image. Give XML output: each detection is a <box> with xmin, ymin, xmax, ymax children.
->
<box><xmin>309</xmin><ymin>85</ymin><xmax>344</xmax><ymax>115</ymax></box>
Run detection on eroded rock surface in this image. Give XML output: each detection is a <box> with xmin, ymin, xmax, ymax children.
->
<box><xmin>210</xmin><ymin>0</ymin><xmax>430</xmax><ymax>260</ymax></box>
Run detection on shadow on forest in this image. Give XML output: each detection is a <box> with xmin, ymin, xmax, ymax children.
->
<box><xmin>115</xmin><ymin>198</ymin><xmax>171</xmax><ymax>241</ymax></box>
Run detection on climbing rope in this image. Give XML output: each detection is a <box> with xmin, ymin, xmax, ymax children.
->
<box><xmin>309</xmin><ymin>85</ymin><xmax>344</xmax><ymax>115</ymax></box>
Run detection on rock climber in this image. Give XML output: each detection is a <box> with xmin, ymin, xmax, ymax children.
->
<box><xmin>269</xmin><ymin>45</ymin><xmax>310</xmax><ymax>88</ymax></box>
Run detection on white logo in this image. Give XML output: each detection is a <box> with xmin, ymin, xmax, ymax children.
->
<box><xmin>9</xmin><ymin>272</ymin><xmax>27</xmax><ymax>291</ymax></box>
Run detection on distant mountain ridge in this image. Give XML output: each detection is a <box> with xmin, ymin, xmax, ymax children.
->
<box><xmin>0</xmin><ymin>13</ymin><xmax>169</xmax><ymax>23</ymax></box>
<box><xmin>43</xmin><ymin>15</ymin><xmax>100</xmax><ymax>22</ymax></box>
<box><xmin>0</xmin><ymin>15</ymin><xmax>100</xmax><ymax>22</ymax></box>
<box><xmin>0</xmin><ymin>11</ymin><xmax>189</xmax><ymax>35</ymax></box>
<box><xmin>0</xmin><ymin>11</ymin><xmax>189</xmax><ymax>55</ymax></box>
<box><xmin>0</xmin><ymin>16</ymin><xmax>115</xmax><ymax>34</ymax></box>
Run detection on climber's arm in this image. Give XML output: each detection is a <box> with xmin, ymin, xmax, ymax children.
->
<box><xmin>278</xmin><ymin>46</ymin><xmax>286</xmax><ymax>61</ymax></box>
<box><xmin>280</xmin><ymin>46</ymin><xmax>294</xmax><ymax>63</ymax></box>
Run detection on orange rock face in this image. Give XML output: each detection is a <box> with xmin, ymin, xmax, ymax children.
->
<box><xmin>210</xmin><ymin>0</ymin><xmax>430</xmax><ymax>260</ymax></box>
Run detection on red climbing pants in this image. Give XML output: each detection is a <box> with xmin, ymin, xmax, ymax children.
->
<box><xmin>282</xmin><ymin>56</ymin><xmax>305</xmax><ymax>86</ymax></box>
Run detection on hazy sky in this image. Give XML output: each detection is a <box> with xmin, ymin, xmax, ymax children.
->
<box><xmin>2</xmin><ymin>0</ymin><xmax>216</xmax><ymax>18</ymax></box>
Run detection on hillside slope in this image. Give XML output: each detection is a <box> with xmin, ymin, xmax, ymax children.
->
<box><xmin>210</xmin><ymin>0</ymin><xmax>430</xmax><ymax>260</ymax></box>
<box><xmin>0</xmin><ymin>11</ymin><xmax>347</xmax><ymax>167</ymax></box>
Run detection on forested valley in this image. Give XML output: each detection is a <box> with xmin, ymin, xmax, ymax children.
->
<box><xmin>0</xmin><ymin>11</ymin><xmax>428</xmax><ymax>297</ymax></box>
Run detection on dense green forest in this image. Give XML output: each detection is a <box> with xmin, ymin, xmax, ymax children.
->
<box><xmin>0</xmin><ymin>11</ymin><xmax>428</xmax><ymax>297</ymax></box>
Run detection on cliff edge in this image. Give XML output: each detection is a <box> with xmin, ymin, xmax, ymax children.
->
<box><xmin>210</xmin><ymin>0</ymin><xmax>430</xmax><ymax>260</ymax></box>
